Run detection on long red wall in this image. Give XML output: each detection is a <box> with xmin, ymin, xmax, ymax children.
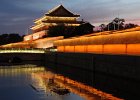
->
<box><xmin>54</xmin><ymin>28</ymin><xmax>140</xmax><ymax>55</ymax></box>
<box><xmin>57</xmin><ymin>44</ymin><xmax>140</xmax><ymax>55</ymax></box>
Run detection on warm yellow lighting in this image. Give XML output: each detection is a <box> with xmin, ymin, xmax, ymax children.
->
<box><xmin>54</xmin><ymin>29</ymin><xmax>140</xmax><ymax>55</ymax></box>
<box><xmin>31</xmin><ymin>22</ymin><xmax>80</xmax><ymax>30</ymax></box>
<box><xmin>24</xmin><ymin>35</ymin><xmax>33</xmax><ymax>41</ymax></box>
<box><xmin>34</xmin><ymin>36</ymin><xmax>64</xmax><ymax>48</ymax></box>
<box><xmin>87</xmin><ymin>45</ymin><xmax>103</xmax><ymax>53</ymax></box>
<box><xmin>56</xmin><ymin>43</ymin><xmax>140</xmax><ymax>55</ymax></box>
<box><xmin>45</xmin><ymin>16</ymin><xmax>77</xmax><ymax>21</ymax></box>
<box><xmin>127</xmin><ymin>44</ymin><xmax>140</xmax><ymax>54</ymax></box>
<box><xmin>54</xmin><ymin>29</ymin><xmax>140</xmax><ymax>46</ymax></box>
<box><xmin>34</xmin><ymin>16</ymin><xmax>46</xmax><ymax>24</ymax></box>
<box><xmin>65</xmin><ymin>46</ymin><xmax>75</xmax><ymax>52</ymax></box>
<box><xmin>0</xmin><ymin>49</ymin><xmax>45</xmax><ymax>53</ymax></box>
<box><xmin>57</xmin><ymin>46</ymin><xmax>65</xmax><ymax>52</ymax></box>
<box><xmin>31</xmin><ymin>23</ymin><xmax>45</xmax><ymax>30</ymax></box>
<box><xmin>103</xmin><ymin>44</ymin><xmax>126</xmax><ymax>54</ymax></box>
<box><xmin>0</xmin><ymin>66</ymin><xmax>45</xmax><ymax>76</ymax></box>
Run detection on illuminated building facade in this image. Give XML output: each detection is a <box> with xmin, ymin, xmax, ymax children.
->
<box><xmin>24</xmin><ymin>5</ymin><xmax>82</xmax><ymax>41</ymax></box>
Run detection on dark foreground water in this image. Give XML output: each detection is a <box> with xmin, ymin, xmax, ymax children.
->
<box><xmin>0</xmin><ymin>65</ymin><xmax>86</xmax><ymax>100</ymax></box>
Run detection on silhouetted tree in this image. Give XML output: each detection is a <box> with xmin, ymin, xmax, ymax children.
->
<box><xmin>99</xmin><ymin>24</ymin><xmax>106</xmax><ymax>31</ymax></box>
<box><xmin>0</xmin><ymin>33</ymin><xmax>23</xmax><ymax>45</ymax></box>
<box><xmin>8</xmin><ymin>34</ymin><xmax>23</xmax><ymax>43</ymax></box>
<box><xmin>113</xmin><ymin>17</ymin><xmax>125</xmax><ymax>30</ymax></box>
<box><xmin>124</xmin><ymin>23</ymin><xmax>138</xmax><ymax>29</ymax></box>
<box><xmin>104</xmin><ymin>17</ymin><xmax>125</xmax><ymax>31</ymax></box>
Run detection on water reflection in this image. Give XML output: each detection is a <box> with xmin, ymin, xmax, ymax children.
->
<box><xmin>0</xmin><ymin>65</ymin><xmax>85</xmax><ymax>100</ymax></box>
<box><xmin>0</xmin><ymin>65</ymin><xmax>122</xmax><ymax>100</ymax></box>
<box><xmin>32</xmin><ymin>71</ymin><xmax>122</xmax><ymax>100</ymax></box>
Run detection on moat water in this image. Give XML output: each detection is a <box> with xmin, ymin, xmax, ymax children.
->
<box><xmin>0</xmin><ymin>65</ymin><xmax>111</xmax><ymax>100</ymax></box>
<box><xmin>0</xmin><ymin>65</ymin><xmax>87</xmax><ymax>100</ymax></box>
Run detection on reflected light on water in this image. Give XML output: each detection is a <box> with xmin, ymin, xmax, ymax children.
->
<box><xmin>0</xmin><ymin>65</ymin><xmax>85</xmax><ymax>100</ymax></box>
<box><xmin>33</xmin><ymin>72</ymin><xmax>123</xmax><ymax>100</ymax></box>
<box><xmin>0</xmin><ymin>65</ymin><xmax>123</xmax><ymax>100</ymax></box>
<box><xmin>0</xmin><ymin>65</ymin><xmax>45</xmax><ymax>77</ymax></box>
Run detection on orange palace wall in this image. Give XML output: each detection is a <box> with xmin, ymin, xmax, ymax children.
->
<box><xmin>54</xmin><ymin>30</ymin><xmax>140</xmax><ymax>55</ymax></box>
<box><xmin>56</xmin><ymin>44</ymin><xmax>140</xmax><ymax>55</ymax></box>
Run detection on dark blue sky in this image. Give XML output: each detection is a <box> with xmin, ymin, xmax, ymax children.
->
<box><xmin>0</xmin><ymin>0</ymin><xmax>140</xmax><ymax>35</ymax></box>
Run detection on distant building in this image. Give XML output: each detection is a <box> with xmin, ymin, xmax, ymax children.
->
<box><xmin>24</xmin><ymin>5</ymin><xmax>82</xmax><ymax>41</ymax></box>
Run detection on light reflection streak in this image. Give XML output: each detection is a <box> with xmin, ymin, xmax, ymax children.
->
<box><xmin>0</xmin><ymin>49</ymin><xmax>45</xmax><ymax>53</ymax></box>
<box><xmin>0</xmin><ymin>66</ymin><xmax>45</xmax><ymax>77</ymax></box>
<box><xmin>32</xmin><ymin>72</ymin><xmax>123</xmax><ymax>100</ymax></box>
<box><xmin>0</xmin><ymin>66</ymin><xmax>45</xmax><ymax>89</ymax></box>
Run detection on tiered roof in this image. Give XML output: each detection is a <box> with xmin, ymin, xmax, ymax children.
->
<box><xmin>46</xmin><ymin>5</ymin><xmax>80</xmax><ymax>17</ymax></box>
<box><xmin>30</xmin><ymin>5</ymin><xmax>82</xmax><ymax>33</ymax></box>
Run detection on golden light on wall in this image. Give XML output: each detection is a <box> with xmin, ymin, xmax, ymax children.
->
<box><xmin>33</xmin><ymin>36</ymin><xmax>64</xmax><ymax>49</ymax></box>
<box><xmin>75</xmin><ymin>45</ymin><xmax>86</xmax><ymax>52</ymax></box>
<box><xmin>103</xmin><ymin>44</ymin><xmax>126</xmax><ymax>54</ymax></box>
<box><xmin>54</xmin><ymin>30</ymin><xmax>140</xmax><ymax>46</ymax></box>
<box><xmin>24</xmin><ymin>35</ymin><xmax>33</xmax><ymax>41</ymax></box>
<box><xmin>87</xmin><ymin>45</ymin><xmax>103</xmax><ymax>54</ymax></box>
<box><xmin>127</xmin><ymin>44</ymin><xmax>140</xmax><ymax>55</ymax></box>
<box><xmin>113</xmin><ymin>27</ymin><xmax>140</xmax><ymax>34</ymax></box>
<box><xmin>57</xmin><ymin>46</ymin><xmax>65</xmax><ymax>52</ymax></box>
<box><xmin>24</xmin><ymin>30</ymin><xmax>47</xmax><ymax>41</ymax></box>
<box><xmin>56</xmin><ymin>44</ymin><xmax>140</xmax><ymax>55</ymax></box>
<box><xmin>1</xmin><ymin>36</ymin><xmax>64</xmax><ymax>49</ymax></box>
<box><xmin>54</xmin><ymin>28</ymin><xmax>140</xmax><ymax>55</ymax></box>
<box><xmin>65</xmin><ymin>46</ymin><xmax>75</xmax><ymax>52</ymax></box>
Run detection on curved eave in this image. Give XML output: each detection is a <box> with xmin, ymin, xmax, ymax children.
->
<box><xmin>45</xmin><ymin>14</ymin><xmax>80</xmax><ymax>17</ymax></box>
<box><xmin>30</xmin><ymin>23</ymin><xmax>80</xmax><ymax>30</ymax></box>
<box><xmin>34</xmin><ymin>16</ymin><xmax>46</xmax><ymax>23</ymax></box>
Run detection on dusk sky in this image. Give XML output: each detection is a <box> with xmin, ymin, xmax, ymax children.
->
<box><xmin>0</xmin><ymin>0</ymin><xmax>140</xmax><ymax>35</ymax></box>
